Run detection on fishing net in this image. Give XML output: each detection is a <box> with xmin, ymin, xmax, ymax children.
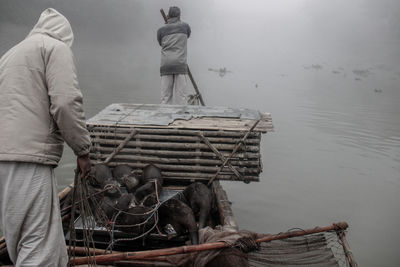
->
<box><xmin>247</xmin><ymin>229</ymin><xmax>355</xmax><ymax>267</ymax></box>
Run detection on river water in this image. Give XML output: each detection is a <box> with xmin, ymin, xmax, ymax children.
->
<box><xmin>1</xmin><ymin>1</ymin><xmax>400</xmax><ymax>266</ymax></box>
<box><xmin>54</xmin><ymin>64</ymin><xmax>400</xmax><ymax>267</ymax></box>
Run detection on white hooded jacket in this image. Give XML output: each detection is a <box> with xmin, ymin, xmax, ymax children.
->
<box><xmin>0</xmin><ymin>8</ymin><xmax>91</xmax><ymax>165</ymax></box>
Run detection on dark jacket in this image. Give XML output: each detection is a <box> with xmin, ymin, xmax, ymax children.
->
<box><xmin>157</xmin><ymin>12</ymin><xmax>191</xmax><ymax>76</ymax></box>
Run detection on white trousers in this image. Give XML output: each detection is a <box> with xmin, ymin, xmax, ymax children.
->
<box><xmin>161</xmin><ymin>74</ymin><xmax>189</xmax><ymax>105</ymax></box>
<box><xmin>0</xmin><ymin>162</ymin><xmax>68</xmax><ymax>267</ymax></box>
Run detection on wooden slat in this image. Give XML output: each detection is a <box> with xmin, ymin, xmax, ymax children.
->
<box><xmin>88</xmin><ymin>117</ymin><xmax>272</xmax><ymax>132</ymax></box>
<box><xmin>92</xmin><ymin>154</ymin><xmax>260</xmax><ymax>167</ymax></box>
<box><xmin>161</xmin><ymin>177</ymin><xmax>258</xmax><ymax>183</ymax></box>
<box><xmin>90</xmin><ymin>146</ymin><xmax>260</xmax><ymax>159</ymax></box>
<box><xmin>88</xmin><ymin>126</ymin><xmax>261</xmax><ymax>138</ymax></box>
<box><xmin>89</xmin><ymin>132</ymin><xmax>261</xmax><ymax>144</ymax></box>
<box><xmin>90</xmin><ymin>138</ymin><xmax>260</xmax><ymax>152</ymax></box>
<box><xmin>161</xmin><ymin>172</ymin><xmax>258</xmax><ymax>181</ymax></box>
<box><xmin>105</xmin><ymin>162</ymin><xmax>261</xmax><ymax>174</ymax></box>
<box><xmin>170</xmin><ymin>117</ymin><xmax>272</xmax><ymax>133</ymax></box>
<box><xmin>212</xmin><ymin>181</ymin><xmax>238</xmax><ymax>229</ymax></box>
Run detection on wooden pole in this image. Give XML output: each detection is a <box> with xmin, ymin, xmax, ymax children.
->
<box><xmin>90</xmin><ymin>132</ymin><xmax>261</xmax><ymax>144</ymax></box>
<box><xmin>92</xmin><ymin>146</ymin><xmax>260</xmax><ymax>159</ymax></box>
<box><xmin>89</xmin><ymin>126</ymin><xmax>260</xmax><ymax>138</ymax></box>
<box><xmin>97</xmin><ymin>154</ymin><xmax>260</xmax><ymax>166</ymax></box>
<box><xmin>255</xmin><ymin>222</ymin><xmax>348</xmax><ymax>243</ymax></box>
<box><xmin>59</xmin><ymin>182</ymin><xmax>74</xmax><ymax>201</ymax></box>
<box><xmin>68</xmin><ymin>246</ymin><xmax>120</xmax><ymax>256</ymax></box>
<box><xmin>105</xmin><ymin>162</ymin><xmax>260</xmax><ymax>174</ymax></box>
<box><xmin>187</xmin><ymin>68</ymin><xmax>206</xmax><ymax>106</ymax></box>
<box><xmin>69</xmin><ymin>222</ymin><xmax>349</xmax><ymax>265</ymax></box>
<box><xmin>103</xmin><ymin>128</ymin><xmax>138</xmax><ymax>164</ymax></box>
<box><xmin>91</xmin><ymin>138</ymin><xmax>260</xmax><ymax>152</ymax></box>
<box><xmin>208</xmin><ymin>120</ymin><xmax>260</xmax><ymax>186</ymax></box>
<box><xmin>160</xmin><ymin>9</ymin><xmax>205</xmax><ymax>106</ymax></box>
<box><xmin>337</xmin><ymin>230</ymin><xmax>358</xmax><ymax>267</ymax></box>
<box><xmin>197</xmin><ymin>132</ymin><xmax>242</xmax><ymax>179</ymax></box>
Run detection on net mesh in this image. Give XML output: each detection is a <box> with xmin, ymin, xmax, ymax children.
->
<box><xmin>248</xmin><ymin>231</ymin><xmax>349</xmax><ymax>267</ymax></box>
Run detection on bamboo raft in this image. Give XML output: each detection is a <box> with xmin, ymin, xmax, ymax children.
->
<box><xmin>87</xmin><ymin>104</ymin><xmax>273</xmax><ymax>185</ymax></box>
<box><xmin>0</xmin><ymin>104</ymin><xmax>356</xmax><ymax>266</ymax></box>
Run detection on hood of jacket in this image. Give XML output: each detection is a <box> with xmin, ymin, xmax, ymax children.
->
<box><xmin>27</xmin><ymin>8</ymin><xmax>74</xmax><ymax>47</ymax></box>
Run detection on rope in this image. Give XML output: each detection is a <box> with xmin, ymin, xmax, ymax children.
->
<box><xmin>103</xmin><ymin>180</ymin><xmax>166</xmax><ymax>253</ymax></box>
<box><xmin>67</xmin><ymin>171</ymin><xmax>79</xmax><ymax>266</ymax></box>
<box><xmin>67</xmin><ymin>171</ymin><xmax>97</xmax><ymax>266</ymax></box>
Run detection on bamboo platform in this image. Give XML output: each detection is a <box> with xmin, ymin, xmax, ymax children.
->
<box><xmin>87</xmin><ymin>104</ymin><xmax>273</xmax><ymax>184</ymax></box>
<box><xmin>0</xmin><ymin>104</ymin><xmax>357</xmax><ymax>267</ymax></box>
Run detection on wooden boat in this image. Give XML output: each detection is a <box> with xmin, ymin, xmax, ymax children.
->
<box><xmin>0</xmin><ymin>104</ymin><xmax>356</xmax><ymax>267</ymax></box>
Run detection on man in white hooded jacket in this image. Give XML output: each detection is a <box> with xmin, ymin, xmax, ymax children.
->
<box><xmin>0</xmin><ymin>8</ymin><xmax>91</xmax><ymax>266</ymax></box>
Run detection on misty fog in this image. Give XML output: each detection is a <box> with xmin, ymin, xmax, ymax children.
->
<box><xmin>1</xmin><ymin>1</ymin><xmax>400</xmax><ymax>266</ymax></box>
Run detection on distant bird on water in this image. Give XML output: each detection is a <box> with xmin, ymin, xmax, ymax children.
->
<box><xmin>208</xmin><ymin>67</ymin><xmax>232</xmax><ymax>77</ymax></box>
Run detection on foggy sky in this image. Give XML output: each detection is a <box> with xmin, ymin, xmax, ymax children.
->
<box><xmin>1</xmin><ymin>0</ymin><xmax>400</xmax><ymax>115</ymax></box>
<box><xmin>1</xmin><ymin>2</ymin><xmax>400</xmax><ymax>266</ymax></box>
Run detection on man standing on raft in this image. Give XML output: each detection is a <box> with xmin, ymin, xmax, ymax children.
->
<box><xmin>0</xmin><ymin>8</ymin><xmax>91</xmax><ymax>266</ymax></box>
<box><xmin>157</xmin><ymin>6</ymin><xmax>191</xmax><ymax>105</ymax></box>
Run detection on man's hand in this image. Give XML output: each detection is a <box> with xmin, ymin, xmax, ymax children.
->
<box><xmin>77</xmin><ymin>154</ymin><xmax>91</xmax><ymax>178</ymax></box>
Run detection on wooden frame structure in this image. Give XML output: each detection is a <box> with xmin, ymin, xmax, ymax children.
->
<box><xmin>87</xmin><ymin>104</ymin><xmax>273</xmax><ymax>185</ymax></box>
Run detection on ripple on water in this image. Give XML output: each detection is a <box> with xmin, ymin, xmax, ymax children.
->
<box><xmin>298</xmin><ymin>103</ymin><xmax>400</xmax><ymax>161</ymax></box>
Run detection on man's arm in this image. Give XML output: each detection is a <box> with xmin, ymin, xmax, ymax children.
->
<box><xmin>157</xmin><ymin>28</ymin><xmax>162</xmax><ymax>46</ymax></box>
<box><xmin>187</xmin><ymin>24</ymin><xmax>191</xmax><ymax>38</ymax></box>
<box><xmin>45</xmin><ymin>43</ymin><xmax>91</xmax><ymax>176</ymax></box>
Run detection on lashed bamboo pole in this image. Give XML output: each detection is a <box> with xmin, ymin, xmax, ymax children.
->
<box><xmin>197</xmin><ymin>132</ymin><xmax>242</xmax><ymax>179</ymax></box>
<box><xmin>88</xmin><ymin>126</ymin><xmax>261</xmax><ymax>138</ymax></box>
<box><xmin>160</xmin><ymin>176</ymin><xmax>258</xmax><ymax>183</ymax></box>
<box><xmin>161</xmin><ymin>172</ymin><xmax>256</xmax><ymax>179</ymax></box>
<box><xmin>87</xmin><ymin>121</ymin><xmax>272</xmax><ymax>133</ymax></box>
<box><xmin>59</xmin><ymin>182</ymin><xmax>74</xmax><ymax>201</ymax></box>
<box><xmin>111</xmin><ymin>259</ymin><xmax>172</xmax><ymax>267</ymax></box>
<box><xmin>90</xmin><ymin>132</ymin><xmax>260</xmax><ymax>144</ymax></box>
<box><xmin>68</xmin><ymin>246</ymin><xmax>120</xmax><ymax>256</ymax></box>
<box><xmin>91</xmin><ymin>146</ymin><xmax>260</xmax><ymax>159</ymax></box>
<box><xmin>337</xmin><ymin>230</ymin><xmax>358</xmax><ymax>267</ymax></box>
<box><xmin>103</xmin><ymin>129</ymin><xmax>138</xmax><ymax>164</ymax></box>
<box><xmin>105</xmin><ymin>162</ymin><xmax>260</xmax><ymax>174</ymax></box>
<box><xmin>69</xmin><ymin>222</ymin><xmax>349</xmax><ymax>265</ymax></box>
<box><xmin>69</xmin><ymin>246</ymin><xmax>170</xmax><ymax>263</ymax></box>
<box><xmin>91</xmin><ymin>138</ymin><xmax>260</xmax><ymax>152</ymax></box>
<box><xmin>208</xmin><ymin>120</ymin><xmax>260</xmax><ymax>186</ymax></box>
<box><xmin>160</xmin><ymin>9</ymin><xmax>205</xmax><ymax>106</ymax></box>
<box><xmin>96</xmin><ymin>154</ymin><xmax>260</xmax><ymax>166</ymax></box>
